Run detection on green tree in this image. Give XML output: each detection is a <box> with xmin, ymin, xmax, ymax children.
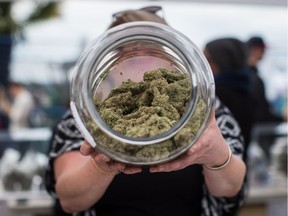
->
<box><xmin>0</xmin><ymin>1</ymin><xmax>60</xmax><ymax>86</ymax></box>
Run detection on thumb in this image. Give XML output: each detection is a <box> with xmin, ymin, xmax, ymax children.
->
<box><xmin>80</xmin><ymin>140</ymin><xmax>95</xmax><ymax>155</ymax></box>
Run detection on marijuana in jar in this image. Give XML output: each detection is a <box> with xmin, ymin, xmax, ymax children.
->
<box><xmin>87</xmin><ymin>68</ymin><xmax>206</xmax><ymax>163</ymax></box>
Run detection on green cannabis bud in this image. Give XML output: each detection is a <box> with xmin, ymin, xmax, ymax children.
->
<box><xmin>87</xmin><ymin>68</ymin><xmax>206</xmax><ymax>163</ymax></box>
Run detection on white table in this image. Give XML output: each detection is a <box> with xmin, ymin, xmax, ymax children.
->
<box><xmin>0</xmin><ymin>190</ymin><xmax>54</xmax><ymax>216</ymax></box>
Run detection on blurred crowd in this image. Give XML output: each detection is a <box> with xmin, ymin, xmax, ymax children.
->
<box><xmin>0</xmin><ymin>82</ymin><xmax>69</xmax><ymax>131</ymax></box>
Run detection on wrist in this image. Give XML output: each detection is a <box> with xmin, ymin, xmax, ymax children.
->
<box><xmin>90</xmin><ymin>157</ymin><xmax>119</xmax><ymax>176</ymax></box>
<box><xmin>203</xmin><ymin>146</ymin><xmax>232</xmax><ymax>171</ymax></box>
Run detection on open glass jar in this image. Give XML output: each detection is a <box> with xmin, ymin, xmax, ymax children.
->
<box><xmin>70</xmin><ymin>21</ymin><xmax>215</xmax><ymax>165</ymax></box>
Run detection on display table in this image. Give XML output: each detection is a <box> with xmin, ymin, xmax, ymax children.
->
<box><xmin>239</xmin><ymin>182</ymin><xmax>287</xmax><ymax>216</ymax></box>
<box><xmin>0</xmin><ymin>127</ymin><xmax>54</xmax><ymax>216</ymax></box>
<box><xmin>0</xmin><ymin>190</ymin><xmax>54</xmax><ymax>216</ymax></box>
<box><xmin>246</xmin><ymin>183</ymin><xmax>287</xmax><ymax>204</ymax></box>
<box><xmin>239</xmin><ymin>122</ymin><xmax>287</xmax><ymax>216</ymax></box>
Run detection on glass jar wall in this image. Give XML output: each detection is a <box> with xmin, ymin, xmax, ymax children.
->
<box><xmin>70</xmin><ymin>21</ymin><xmax>215</xmax><ymax>165</ymax></box>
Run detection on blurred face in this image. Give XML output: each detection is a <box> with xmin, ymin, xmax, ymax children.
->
<box><xmin>8</xmin><ymin>84</ymin><xmax>20</xmax><ymax>97</ymax></box>
<box><xmin>254</xmin><ymin>46</ymin><xmax>265</xmax><ymax>61</ymax></box>
<box><xmin>248</xmin><ymin>46</ymin><xmax>265</xmax><ymax>65</ymax></box>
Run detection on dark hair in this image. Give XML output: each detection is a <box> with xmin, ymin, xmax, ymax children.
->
<box><xmin>108</xmin><ymin>6</ymin><xmax>168</xmax><ymax>29</ymax></box>
<box><xmin>246</xmin><ymin>36</ymin><xmax>266</xmax><ymax>48</ymax></box>
<box><xmin>205</xmin><ymin>38</ymin><xmax>248</xmax><ymax>73</ymax></box>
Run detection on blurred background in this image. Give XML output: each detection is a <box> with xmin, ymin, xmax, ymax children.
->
<box><xmin>0</xmin><ymin>0</ymin><xmax>287</xmax><ymax>216</ymax></box>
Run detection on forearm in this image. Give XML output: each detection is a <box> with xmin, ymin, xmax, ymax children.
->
<box><xmin>203</xmin><ymin>155</ymin><xmax>246</xmax><ymax>197</ymax></box>
<box><xmin>55</xmin><ymin>154</ymin><xmax>115</xmax><ymax>213</ymax></box>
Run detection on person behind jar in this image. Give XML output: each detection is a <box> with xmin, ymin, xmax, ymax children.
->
<box><xmin>45</xmin><ymin>6</ymin><xmax>246</xmax><ymax>216</ymax></box>
<box><xmin>203</xmin><ymin>38</ymin><xmax>256</xmax><ymax>163</ymax></box>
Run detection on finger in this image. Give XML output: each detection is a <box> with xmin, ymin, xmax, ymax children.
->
<box><xmin>122</xmin><ymin>166</ymin><xmax>142</xmax><ymax>174</ymax></box>
<box><xmin>150</xmin><ymin>155</ymin><xmax>190</xmax><ymax>172</ymax></box>
<box><xmin>93</xmin><ymin>153</ymin><xmax>111</xmax><ymax>163</ymax></box>
<box><xmin>80</xmin><ymin>140</ymin><xmax>94</xmax><ymax>155</ymax></box>
<box><xmin>110</xmin><ymin>162</ymin><xmax>126</xmax><ymax>171</ymax></box>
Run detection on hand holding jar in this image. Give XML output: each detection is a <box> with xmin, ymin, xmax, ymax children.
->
<box><xmin>80</xmin><ymin>109</ymin><xmax>230</xmax><ymax>173</ymax></box>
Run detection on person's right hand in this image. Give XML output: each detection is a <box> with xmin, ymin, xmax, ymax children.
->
<box><xmin>80</xmin><ymin>140</ymin><xmax>142</xmax><ymax>175</ymax></box>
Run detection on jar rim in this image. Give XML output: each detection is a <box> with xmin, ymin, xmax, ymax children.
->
<box><xmin>71</xmin><ymin>21</ymin><xmax>215</xmax><ymax>147</ymax></box>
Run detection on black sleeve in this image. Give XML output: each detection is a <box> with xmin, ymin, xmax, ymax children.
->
<box><xmin>202</xmin><ymin>98</ymin><xmax>247</xmax><ymax>216</ymax></box>
<box><xmin>45</xmin><ymin>109</ymin><xmax>84</xmax><ymax>196</ymax></box>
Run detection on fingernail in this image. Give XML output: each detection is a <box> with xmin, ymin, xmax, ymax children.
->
<box><xmin>150</xmin><ymin>167</ymin><xmax>161</xmax><ymax>172</ymax></box>
<box><xmin>187</xmin><ymin>148</ymin><xmax>194</xmax><ymax>155</ymax></box>
<box><xmin>102</xmin><ymin>155</ymin><xmax>110</xmax><ymax>162</ymax></box>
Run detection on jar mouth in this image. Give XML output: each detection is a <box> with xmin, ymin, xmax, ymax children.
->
<box><xmin>84</xmin><ymin>40</ymin><xmax>198</xmax><ymax>145</ymax></box>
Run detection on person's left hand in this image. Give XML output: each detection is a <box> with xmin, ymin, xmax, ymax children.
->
<box><xmin>149</xmin><ymin>111</ymin><xmax>230</xmax><ymax>172</ymax></box>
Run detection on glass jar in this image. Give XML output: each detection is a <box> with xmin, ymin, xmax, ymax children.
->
<box><xmin>70</xmin><ymin>21</ymin><xmax>215</xmax><ymax>165</ymax></box>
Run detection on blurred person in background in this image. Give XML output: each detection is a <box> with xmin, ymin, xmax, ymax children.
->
<box><xmin>45</xmin><ymin>6</ymin><xmax>246</xmax><ymax>216</ymax></box>
<box><xmin>0</xmin><ymin>81</ymin><xmax>35</xmax><ymax>131</ymax></box>
<box><xmin>247</xmin><ymin>36</ymin><xmax>286</xmax><ymax>162</ymax></box>
<box><xmin>0</xmin><ymin>87</ymin><xmax>9</xmax><ymax>129</ymax></box>
<box><xmin>203</xmin><ymin>38</ymin><xmax>255</xmax><ymax>163</ymax></box>
<box><xmin>246</xmin><ymin>36</ymin><xmax>286</xmax><ymax>123</ymax></box>
<box><xmin>0</xmin><ymin>109</ymin><xmax>9</xmax><ymax>129</ymax></box>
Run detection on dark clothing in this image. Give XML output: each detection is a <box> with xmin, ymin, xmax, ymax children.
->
<box><xmin>249</xmin><ymin>66</ymin><xmax>284</xmax><ymax>160</ymax></box>
<box><xmin>249</xmin><ymin>66</ymin><xmax>284</xmax><ymax>123</ymax></box>
<box><xmin>205</xmin><ymin>38</ymin><xmax>254</xmax><ymax>164</ymax></box>
<box><xmin>95</xmin><ymin>165</ymin><xmax>203</xmax><ymax>216</ymax></box>
<box><xmin>215</xmin><ymin>70</ymin><xmax>256</xmax><ymax>162</ymax></box>
<box><xmin>0</xmin><ymin>110</ymin><xmax>9</xmax><ymax>129</ymax></box>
